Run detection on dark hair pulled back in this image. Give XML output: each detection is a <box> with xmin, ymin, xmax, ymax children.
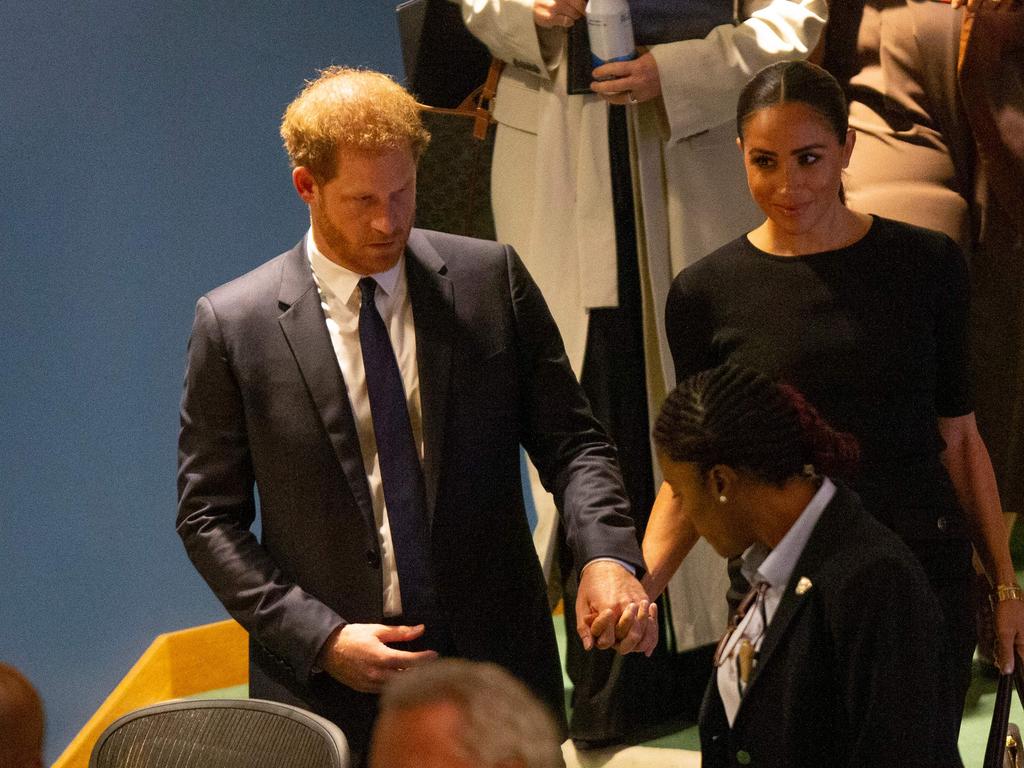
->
<box><xmin>737</xmin><ymin>59</ymin><xmax>849</xmax><ymax>144</ymax></box>
<box><xmin>653</xmin><ymin>364</ymin><xmax>859</xmax><ymax>485</ymax></box>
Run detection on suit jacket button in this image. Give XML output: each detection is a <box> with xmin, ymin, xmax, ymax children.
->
<box><xmin>936</xmin><ymin>516</ymin><xmax>948</xmax><ymax>532</ymax></box>
<box><xmin>736</xmin><ymin>750</ymin><xmax>752</xmax><ymax>765</ymax></box>
<box><xmin>366</xmin><ymin>550</ymin><xmax>381</xmax><ymax>569</ymax></box>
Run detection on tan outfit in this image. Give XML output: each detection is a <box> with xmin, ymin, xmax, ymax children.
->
<box><xmin>826</xmin><ymin>0</ymin><xmax>1024</xmax><ymax>510</ymax></box>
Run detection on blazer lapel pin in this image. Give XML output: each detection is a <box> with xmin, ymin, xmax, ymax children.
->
<box><xmin>795</xmin><ymin>576</ymin><xmax>813</xmax><ymax>595</ymax></box>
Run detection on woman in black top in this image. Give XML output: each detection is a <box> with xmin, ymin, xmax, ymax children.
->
<box><xmin>640</xmin><ymin>61</ymin><xmax>1024</xmax><ymax>704</ymax></box>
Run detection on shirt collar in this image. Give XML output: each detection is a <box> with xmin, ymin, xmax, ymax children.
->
<box><xmin>305</xmin><ymin>228</ymin><xmax>406</xmax><ymax>303</ymax></box>
<box><xmin>741</xmin><ymin>477</ymin><xmax>837</xmax><ymax>590</ymax></box>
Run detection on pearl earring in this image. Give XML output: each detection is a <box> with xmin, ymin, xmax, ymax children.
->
<box><xmin>719</xmin><ymin>495</ymin><xmax>728</xmax><ymax>504</ymax></box>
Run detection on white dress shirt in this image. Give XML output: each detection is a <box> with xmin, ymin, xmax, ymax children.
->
<box><xmin>306</xmin><ymin>229</ymin><xmax>423</xmax><ymax>617</ymax></box>
<box><xmin>717</xmin><ymin>477</ymin><xmax>837</xmax><ymax>724</ymax></box>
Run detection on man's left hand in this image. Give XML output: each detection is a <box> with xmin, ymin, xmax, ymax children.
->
<box><xmin>576</xmin><ymin>560</ymin><xmax>659</xmax><ymax>656</ymax></box>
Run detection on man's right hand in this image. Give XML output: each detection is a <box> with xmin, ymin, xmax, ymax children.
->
<box><xmin>316</xmin><ymin>623</ymin><xmax>438</xmax><ymax>694</ymax></box>
<box><xmin>576</xmin><ymin>560</ymin><xmax>659</xmax><ymax>655</ymax></box>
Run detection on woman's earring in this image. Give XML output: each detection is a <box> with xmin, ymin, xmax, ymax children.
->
<box><xmin>718</xmin><ymin>495</ymin><xmax>728</xmax><ymax>504</ymax></box>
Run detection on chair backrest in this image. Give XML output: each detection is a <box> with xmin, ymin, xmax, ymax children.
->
<box><xmin>88</xmin><ymin>698</ymin><xmax>349</xmax><ymax>768</ymax></box>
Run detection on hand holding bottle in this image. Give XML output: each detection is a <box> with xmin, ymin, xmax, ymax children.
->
<box><xmin>590</xmin><ymin>50</ymin><xmax>662</xmax><ymax>105</ymax></box>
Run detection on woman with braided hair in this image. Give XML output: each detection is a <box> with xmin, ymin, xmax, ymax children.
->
<box><xmin>644</xmin><ymin>60</ymin><xmax>1024</xmax><ymax>717</ymax></box>
<box><xmin>653</xmin><ymin>364</ymin><xmax>963</xmax><ymax>767</ymax></box>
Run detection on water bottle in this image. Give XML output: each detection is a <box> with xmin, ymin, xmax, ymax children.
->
<box><xmin>586</xmin><ymin>0</ymin><xmax>637</xmax><ymax>68</ymax></box>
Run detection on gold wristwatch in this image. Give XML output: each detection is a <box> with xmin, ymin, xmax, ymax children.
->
<box><xmin>991</xmin><ymin>584</ymin><xmax>1024</xmax><ymax>611</ymax></box>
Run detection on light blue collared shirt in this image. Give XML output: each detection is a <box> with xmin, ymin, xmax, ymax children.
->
<box><xmin>742</xmin><ymin>477</ymin><xmax>837</xmax><ymax>625</ymax></box>
<box><xmin>718</xmin><ymin>477</ymin><xmax>837</xmax><ymax>724</ymax></box>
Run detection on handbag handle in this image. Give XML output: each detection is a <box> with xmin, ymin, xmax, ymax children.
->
<box><xmin>418</xmin><ymin>58</ymin><xmax>504</xmax><ymax>140</ymax></box>
<box><xmin>984</xmin><ymin>653</ymin><xmax>1024</xmax><ymax>768</ymax></box>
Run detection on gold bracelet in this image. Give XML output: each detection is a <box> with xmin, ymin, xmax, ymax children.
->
<box><xmin>991</xmin><ymin>584</ymin><xmax>1024</xmax><ymax>610</ymax></box>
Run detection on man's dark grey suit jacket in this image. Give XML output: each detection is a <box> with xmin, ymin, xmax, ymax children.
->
<box><xmin>176</xmin><ymin>228</ymin><xmax>643</xmax><ymax>749</ymax></box>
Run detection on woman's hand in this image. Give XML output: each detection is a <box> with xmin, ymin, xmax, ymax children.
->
<box><xmin>994</xmin><ymin>597</ymin><xmax>1024</xmax><ymax>673</ymax></box>
<box><xmin>587</xmin><ymin>600</ymin><xmax>659</xmax><ymax>655</ymax></box>
<box><xmin>590</xmin><ymin>51</ymin><xmax>662</xmax><ymax>105</ymax></box>
<box><xmin>534</xmin><ymin>0</ymin><xmax>585</xmax><ymax>28</ymax></box>
<box><xmin>939</xmin><ymin>413</ymin><xmax>1020</xmax><ymax>671</ymax></box>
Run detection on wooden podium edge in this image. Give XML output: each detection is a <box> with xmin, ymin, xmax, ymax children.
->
<box><xmin>53</xmin><ymin>618</ymin><xmax>248</xmax><ymax>768</ymax></box>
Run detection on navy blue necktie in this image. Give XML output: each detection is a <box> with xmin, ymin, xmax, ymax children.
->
<box><xmin>358</xmin><ymin>277</ymin><xmax>436</xmax><ymax>624</ymax></box>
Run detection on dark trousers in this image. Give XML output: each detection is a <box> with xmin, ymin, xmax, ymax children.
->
<box><xmin>560</xmin><ymin>104</ymin><xmax>712</xmax><ymax>745</ymax></box>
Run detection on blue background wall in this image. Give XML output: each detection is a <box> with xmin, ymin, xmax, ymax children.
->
<box><xmin>1</xmin><ymin>2</ymin><xmax>405</xmax><ymax>760</ymax></box>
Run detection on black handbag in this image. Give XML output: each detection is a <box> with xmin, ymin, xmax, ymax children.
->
<box><xmin>984</xmin><ymin>653</ymin><xmax>1024</xmax><ymax>768</ymax></box>
<box><xmin>567</xmin><ymin>0</ymin><xmax>740</xmax><ymax>94</ymax></box>
<box><xmin>397</xmin><ymin>0</ymin><xmax>491</xmax><ymax>108</ymax></box>
<box><xmin>396</xmin><ymin>0</ymin><xmax>500</xmax><ymax>240</ymax></box>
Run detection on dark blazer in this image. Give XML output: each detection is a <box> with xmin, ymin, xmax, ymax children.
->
<box><xmin>699</xmin><ymin>485</ymin><xmax>964</xmax><ymax>768</ymax></box>
<box><xmin>176</xmin><ymin>229</ymin><xmax>643</xmax><ymax>750</ymax></box>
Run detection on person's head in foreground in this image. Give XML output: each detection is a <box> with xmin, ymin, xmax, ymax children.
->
<box><xmin>0</xmin><ymin>663</ymin><xmax>44</xmax><ymax>768</ymax></box>
<box><xmin>280</xmin><ymin>66</ymin><xmax>431</xmax><ymax>276</ymax></box>
<box><xmin>369</xmin><ymin>659</ymin><xmax>564</xmax><ymax>768</ymax></box>
<box><xmin>653</xmin><ymin>364</ymin><xmax>859</xmax><ymax>557</ymax></box>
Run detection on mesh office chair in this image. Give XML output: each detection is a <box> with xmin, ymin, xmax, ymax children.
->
<box><xmin>89</xmin><ymin>699</ymin><xmax>349</xmax><ymax>768</ymax></box>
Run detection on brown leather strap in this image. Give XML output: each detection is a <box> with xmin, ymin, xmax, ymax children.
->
<box><xmin>473</xmin><ymin>58</ymin><xmax>504</xmax><ymax>140</ymax></box>
<box><xmin>417</xmin><ymin>57</ymin><xmax>504</xmax><ymax>142</ymax></box>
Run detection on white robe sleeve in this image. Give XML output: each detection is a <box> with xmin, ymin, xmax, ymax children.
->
<box><xmin>650</xmin><ymin>0</ymin><xmax>828</xmax><ymax>142</ymax></box>
<box><xmin>460</xmin><ymin>0</ymin><xmax>563</xmax><ymax>78</ymax></box>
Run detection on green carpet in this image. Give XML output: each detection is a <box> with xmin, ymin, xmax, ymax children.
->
<box><xmin>551</xmin><ymin>616</ymin><xmax>1017</xmax><ymax>764</ymax></box>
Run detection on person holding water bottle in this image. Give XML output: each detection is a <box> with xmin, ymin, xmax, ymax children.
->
<box><xmin>461</xmin><ymin>0</ymin><xmax>827</xmax><ymax>747</ymax></box>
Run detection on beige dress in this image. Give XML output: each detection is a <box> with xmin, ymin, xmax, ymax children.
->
<box><xmin>828</xmin><ymin>0</ymin><xmax>1024</xmax><ymax>513</ymax></box>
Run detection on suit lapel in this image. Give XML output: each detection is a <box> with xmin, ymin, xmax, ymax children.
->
<box><xmin>748</xmin><ymin>583</ymin><xmax>810</xmax><ymax>689</ymax></box>
<box><xmin>742</xmin><ymin>488</ymin><xmax>854</xmax><ymax>698</ymax></box>
<box><xmin>276</xmin><ymin>242</ymin><xmax>376</xmax><ymax>533</ymax></box>
<box><xmin>405</xmin><ymin>230</ymin><xmax>454</xmax><ymax>527</ymax></box>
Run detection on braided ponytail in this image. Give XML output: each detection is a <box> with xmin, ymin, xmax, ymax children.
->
<box><xmin>654</xmin><ymin>365</ymin><xmax>859</xmax><ymax>485</ymax></box>
<box><xmin>776</xmin><ymin>383</ymin><xmax>859</xmax><ymax>481</ymax></box>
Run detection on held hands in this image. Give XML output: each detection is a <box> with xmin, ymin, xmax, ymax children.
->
<box><xmin>576</xmin><ymin>560</ymin><xmax>659</xmax><ymax>656</ymax></box>
<box><xmin>593</xmin><ymin>599</ymin><xmax>660</xmax><ymax>655</ymax></box>
<box><xmin>590</xmin><ymin>51</ymin><xmax>662</xmax><ymax>106</ymax></box>
<box><xmin>534</xmin><ymin>0</ymin><xmax>586</xmax><ymax>28</ymax></box>
<box><xmin>316</xmin><ymin>623</ymin><xmax>438</xmax><ymax>693</ymax></box>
